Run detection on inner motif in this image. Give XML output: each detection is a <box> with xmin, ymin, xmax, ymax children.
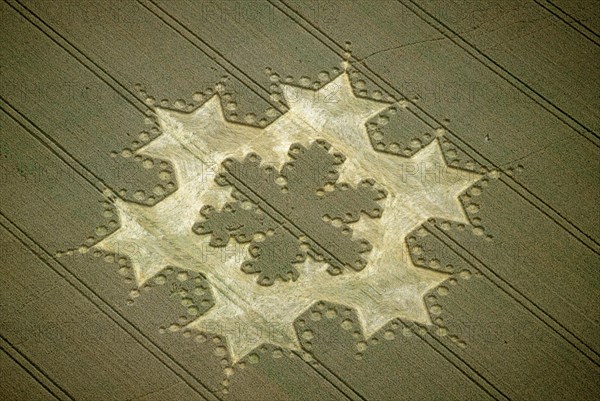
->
<box><xmin>95</xmin><ymin>71</ymin><xmax>481</xmax><ymax>362</ymax></box>
<box><xmin>192</xmin><ymin>139</ymin><xmax>387</xmax><ymax>286</ymax></box>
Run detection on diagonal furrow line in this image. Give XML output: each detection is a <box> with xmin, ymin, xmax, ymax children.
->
<box><xmin>290</xmin><ymin>350</ymin><xmax>367</xmax><ymax>401</ymax></box>
<box><xmin>6</xmin><ymin>0</ymin><xmax>149</xmax><ymax>114</ymax></box>
<box><xmin>405</xmin><ymin>321</ymin><xmax>510</xmax><ymax>401</ymax></box>
<box><xmin>1</xmin><ymin>97</ymin><xmax>109</xmax><ymax>195</ymax></box>
<box><xmin>270</xmin><ymin>0</ymin><xmax>600</xmax><ymax>387</ymax></box>
<box><xmin>0</xmin><ymin>212</ymin><xmax>217</xmax><ymax>401</ymax></box>
<box><xmin>423</xmin><ymin>222</ymin><xmax>600</xmax><ymax>365</ymax></box>
<box><xmin>4</xmin><ymin>0</ymin><xmax>598</xmax><ymax>397</ymax></box>
<box><xmin>1</xmin><ymin>2</ymin><xmax>355</xmax><ymax>399</ymax></box>
<box><xmin>402</xmin><ymin>0</ymin><xmax>599</xmax><ymax>143</ymax></box>
<box><xmin>220</xmin><ymin>164</ymin><xmax>351</xmax><ymax>276</ymax></box>
<box><xmin>536</xmin><ymin>0</ymin><xmax>600</xmax><ymax>45</ymax></box>
<box><xmin>2</xmin><ymin>100</ymin><xmax>356</xmax><ymax>401</ymax></box>
<box><xmin>138</xmin><ymin>0</ymin><xmax>287</xmax><ymax>114</ymax></box>
<box><xmin>271</xmin><ymin>0</ymin><xmax>599</xmax><ymax>253</ymax></box>
<box><xmin>0</xmin><ymin>335</ymin><xmax>73</xmax><ymax>400</ymax></box>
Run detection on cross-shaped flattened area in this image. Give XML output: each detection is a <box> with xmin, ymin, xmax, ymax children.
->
<box><xmin>192</xmin><ymin>139</ymin><xmax>387</xmax><ymax>286</ymax></box>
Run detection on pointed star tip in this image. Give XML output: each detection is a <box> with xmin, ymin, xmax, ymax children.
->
<box><xmin>204</xmin><ymin>93</ymin><xmax>228</xmax><ymax>119</ymax></box>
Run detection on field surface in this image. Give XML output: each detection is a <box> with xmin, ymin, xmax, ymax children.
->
<box><xmin>1</xmin><ymin>1</ymin><xmax>599</xmax><ymax>400</ymax></box>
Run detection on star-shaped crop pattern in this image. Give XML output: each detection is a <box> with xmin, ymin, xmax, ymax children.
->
<box><xmin>95</xmin><ymin>72</ymin><xmax>481</xmax><ymax>362</ymax></box>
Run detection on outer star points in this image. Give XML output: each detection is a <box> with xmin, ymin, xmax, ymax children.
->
<box><xmin>95</xmin><ymin>72</ymin><xmax>481</xmax><ymax>362</ymax></box>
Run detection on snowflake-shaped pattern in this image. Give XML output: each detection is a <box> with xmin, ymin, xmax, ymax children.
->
<box><xmin>192</xmin><ymin>139</ymin><xmax>386</xmax><ymax>285</ymax></box>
